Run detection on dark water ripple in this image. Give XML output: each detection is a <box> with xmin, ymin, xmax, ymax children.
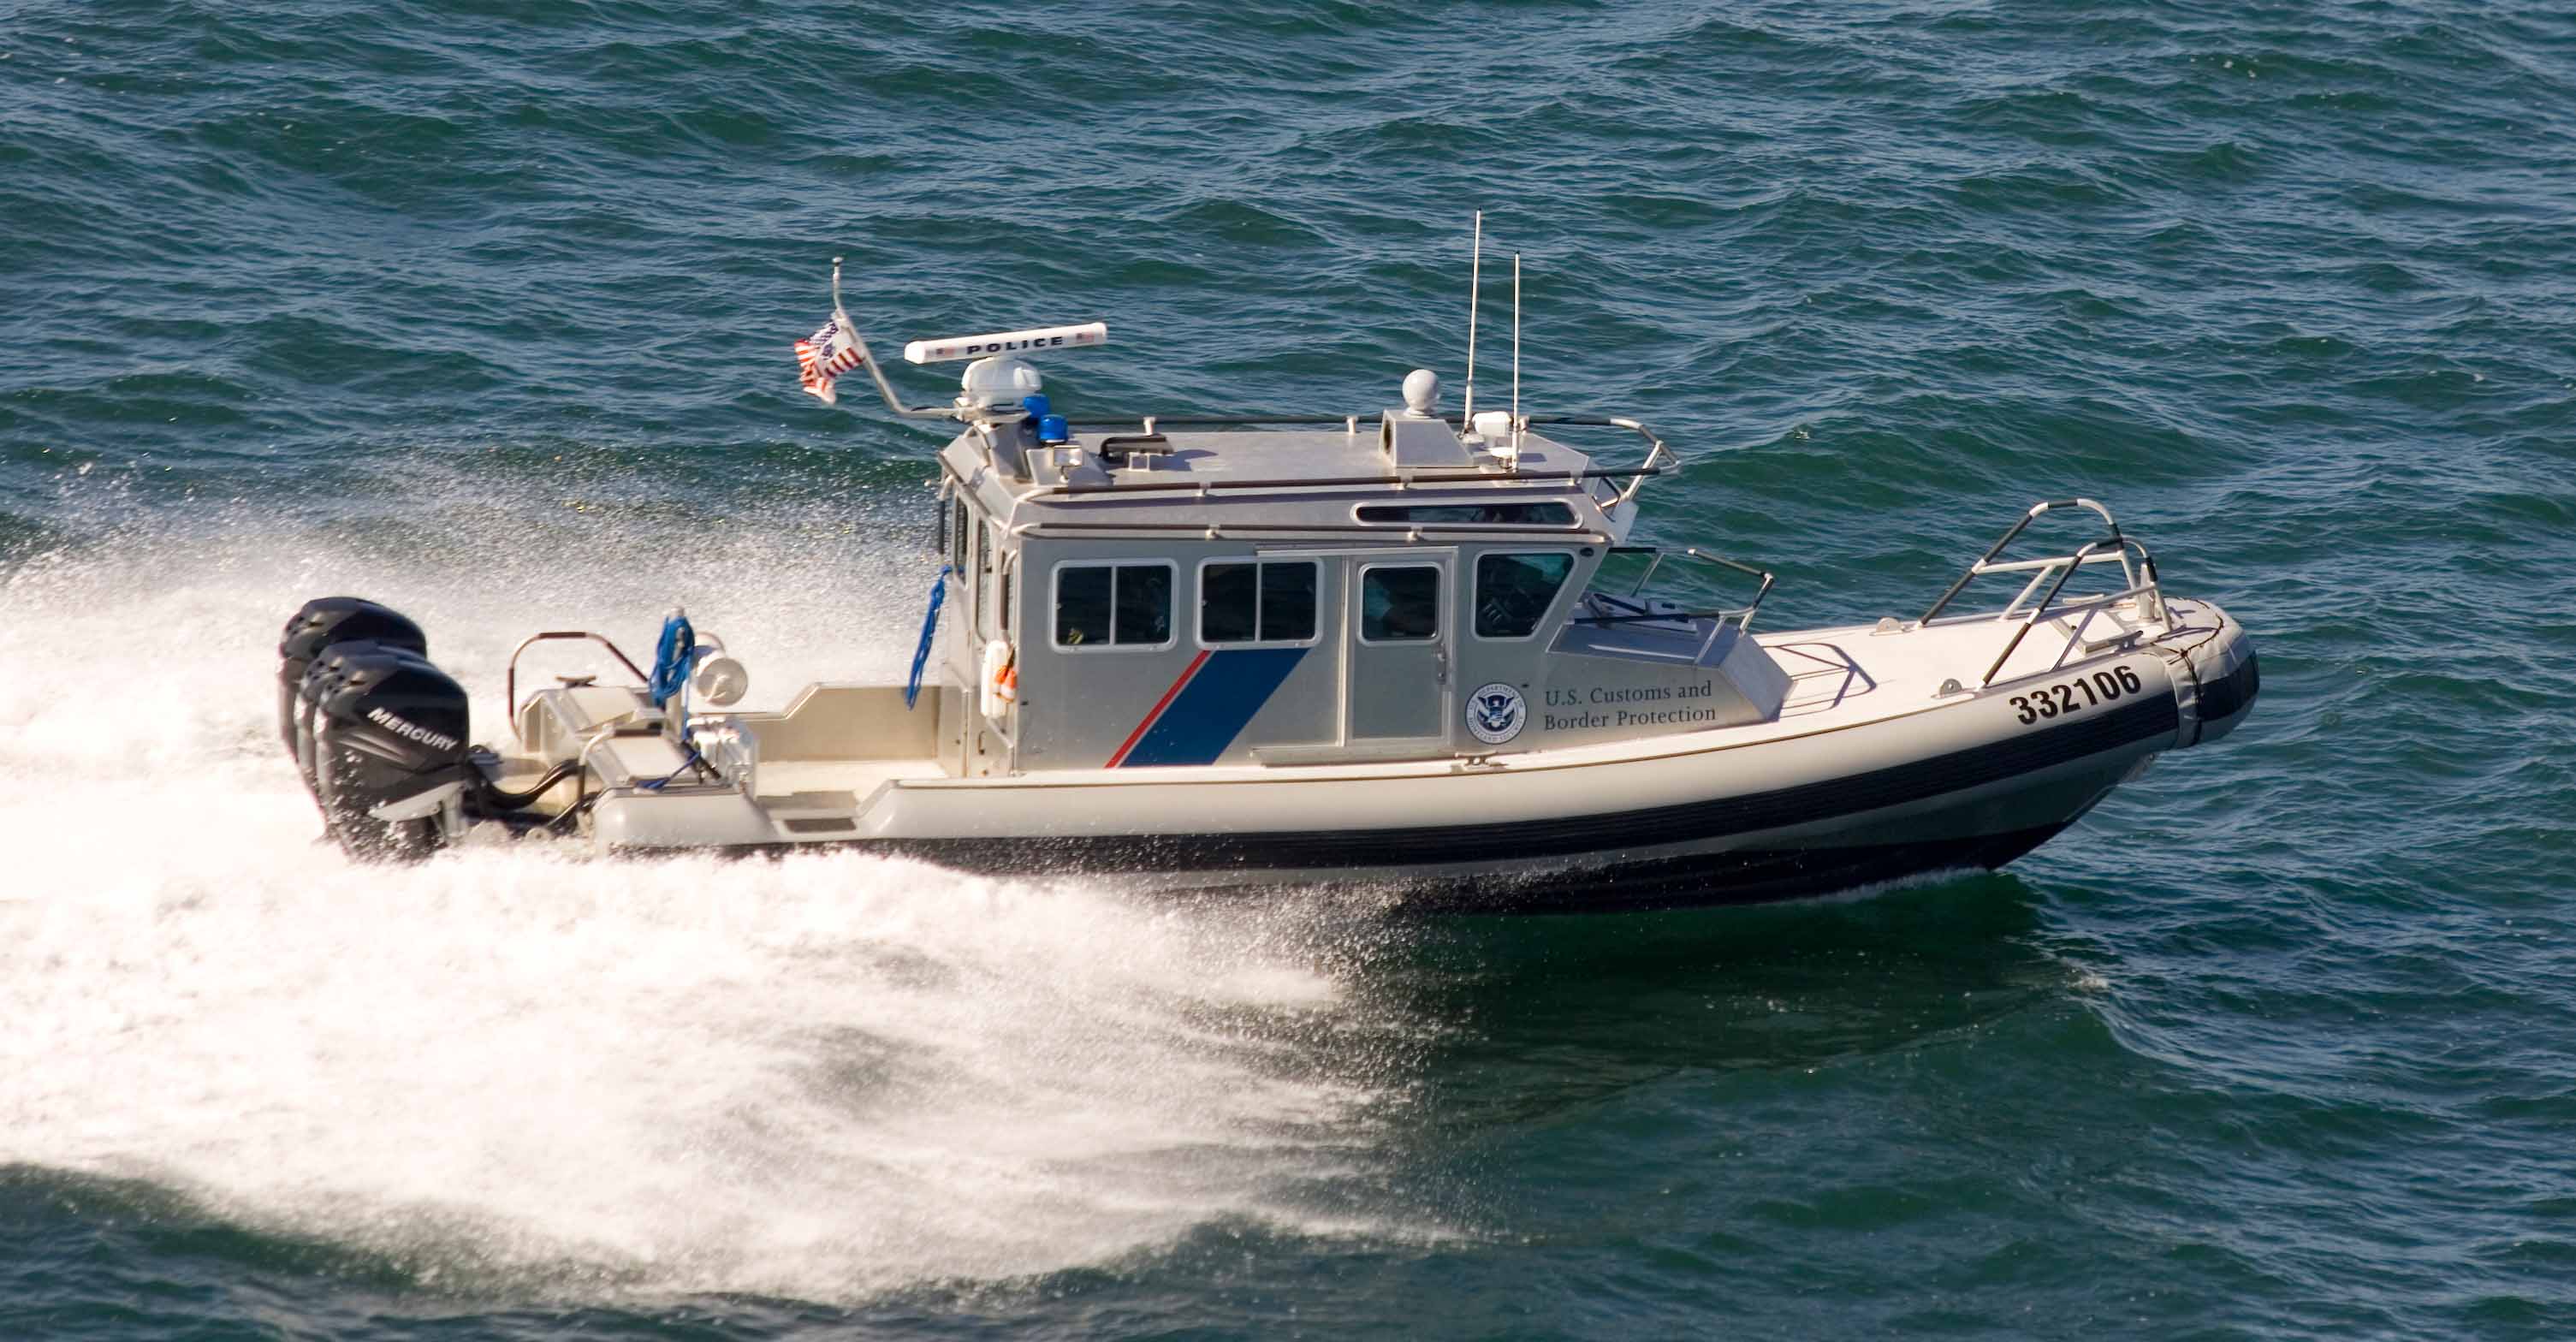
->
<box><xmin>6</xmin><ymin>0</ymin><xmax>2576</xmax><ymax>1337</ymax></box>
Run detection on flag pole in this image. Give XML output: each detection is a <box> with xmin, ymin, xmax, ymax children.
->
<box><xmin>828</xmin><ymin>256</ymin><xmax>952</xmax><ymax>420</ymax></box>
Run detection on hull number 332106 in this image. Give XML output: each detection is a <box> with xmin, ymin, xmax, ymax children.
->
<box><xmin>2010</xmin><ymin>665</ymin><xmax>2145</xmax><ymax>724</ymax></box>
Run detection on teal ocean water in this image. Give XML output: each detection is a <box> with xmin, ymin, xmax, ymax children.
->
<box><xmin>4</xmin><ymin>1</ymin><xmax>2573</xmax><ymax>1336</ymax></box>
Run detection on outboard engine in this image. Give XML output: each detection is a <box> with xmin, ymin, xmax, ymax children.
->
<box><xmin>278</xmin><ymin>597</ymin><xmax>425</xmax><ymax>755</ymax></box>
<box><xmin>294</xmin><ymin>640</ymin><xmax>393</xmax><ymax>799</ymax></box>
<box><xmin>311</xmin><ymin>644</ymin><xmax>471</xmax><ymax>860</ymax></box>
<box><xmin>276</xmin><ymin>597</ymin><xmax>466</xmax><ymax>860</ymax></box>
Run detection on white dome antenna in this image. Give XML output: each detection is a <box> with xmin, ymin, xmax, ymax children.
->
<box><xmin>1402</xmin><ymin>368</ymin><xmax>1441</xmax><ymax>416</ymax></box>
<box><xmin>954</xmin><ymin>356</ymin><xmax>1048</xmax><ymax>412</ymax></box>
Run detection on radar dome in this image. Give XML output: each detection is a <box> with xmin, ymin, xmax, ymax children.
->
<box><xmin>957</xmin><ymin>356</ymin><xmax>1044</xmax><ymax>411</ymax></box>
<box><xmin>1402</xmin><ymin>368</ymin><xmax>1440</xmax><ymax>416</ymax></box>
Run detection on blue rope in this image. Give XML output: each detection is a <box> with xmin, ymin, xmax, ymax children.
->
<box><xmin>905</xmin><ymin>565</ymin><xmax>952</xmax><ymax>710</ymax></box>
<box><xmin>647</xmin><ymin>613</ymin><xmax>695</xmax><ymax>708</ymax></box>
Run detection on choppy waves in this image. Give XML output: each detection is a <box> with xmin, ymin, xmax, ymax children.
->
<box><xmin>3</xmin><ymin>0</ymin><xmax>2575</xmax><ymax>1335</ymax></box>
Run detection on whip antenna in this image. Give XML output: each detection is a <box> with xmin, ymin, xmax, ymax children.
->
<box><xmin>1461</xmin><ymin>211</ymin><xmax>1482</xmax><ymax>432</ymax></box>
<box><xmin>1511</xmin><ymin>252</ymin><xmax>1522</xmax><ymax>459</ymax></box>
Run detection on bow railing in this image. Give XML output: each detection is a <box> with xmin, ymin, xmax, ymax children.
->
<box><xmin>1919</xmin><ymin>500</ymin><xmax>2166</xmax><ymax>689</ymax></box>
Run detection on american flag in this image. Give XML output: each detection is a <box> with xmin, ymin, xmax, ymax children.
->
<box><xmin>793</xmin><ymin>312</ymin><xmax>865</xmax><ymax>406</ymax></box>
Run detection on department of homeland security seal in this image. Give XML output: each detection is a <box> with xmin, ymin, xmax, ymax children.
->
<box><xmin>1465</xmin><ymin>682</ymin><xmax>1528</xmax><ymax>745</ymax></box>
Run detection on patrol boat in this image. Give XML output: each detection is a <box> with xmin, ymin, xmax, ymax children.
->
<box><xmin>275</xmin><ymin>271</ymin><xmax>2258</xmax><ymax>912</ymax></box>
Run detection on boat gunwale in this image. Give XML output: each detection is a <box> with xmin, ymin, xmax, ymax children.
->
<box><xmin>877</xmin><ymin>636</ymin><xmax>2181</xmax><ymax>793</ymax></box>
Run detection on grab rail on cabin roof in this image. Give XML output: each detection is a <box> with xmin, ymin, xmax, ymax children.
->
<box><xmin>1013</xmin><ymin>521</ymin><xmax>1615</xmax><ymax>544</ymax></box>
<box><xmin>1918</xmin><ymin>500</ymin><xmax>2169</xmax><ymax>690</ymax></box>
<box><xmin>1518</xmin><ymin>416</ymin><xmax>1677</xmax><ymax>510</ymax></box>
<box><xmin>1049</xmin><ymin>413</ymin><xmax>1678</xmax><ymax>511</ymax></box>
<box><xmin>1032</xmin><ymin>465</ymin><xmax>1660</xmax><ymax>498</ymax></box>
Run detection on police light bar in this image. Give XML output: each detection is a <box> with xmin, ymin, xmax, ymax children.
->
<box><xmin>903</xmin><ymin>322</ymin><xmax>1108</xmax><ymax>365</ymax></box>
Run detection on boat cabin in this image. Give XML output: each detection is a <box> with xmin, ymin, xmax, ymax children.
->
<box><xmin>929</xmin><ymin>375</ymin><xmax>1790</xmax><ymax>778</ymax></box>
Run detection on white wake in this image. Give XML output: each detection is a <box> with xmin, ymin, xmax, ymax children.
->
<box><xmin>0</xmin><ymin>486</ymin><xmax>1425</xmax><ymax>1300</ymax></box>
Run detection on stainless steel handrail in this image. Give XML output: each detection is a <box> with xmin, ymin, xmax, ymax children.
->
<box><xmin>506</xmin><ymin>632</ymin><xmax>650</xmax><ymax>742</ymax></box>
<box><xmin>1593</xmin><ymin>545</ymin><xmax>1776</xmax><ymax>632</ymax></box>
<box><xmin>1920</xmin><ymin>498</ymin><xmax>2135</xmax><ymax>625</ymax></box>
<box><xmin>1037</xmin><ymin>413</ymin><xmax>1681</xmax><ymax>515</ymax></box>
<box><xmin>1521</xmin><ymin>416</ymin><xmax>1677</xmax><ymax>510</ymax></box>
<box><xmin>1914</xmin><ymin>500</ymin><xmax>2169</xmax><ymax>691</ymax></box>
<box><xmin>1975</xmin><ymin>538</ymin><xmax>2121</xmax><ymax>687</ymax></box>
<box><xmin>1032</xmin><ymin>465</ymin><xmax>1659</xmax><ymax>498</ymax></box>
<box><xmin>1016</xmin><ymin>521</ymin><xmax>1613</xmax><ymax>543</ymax></box>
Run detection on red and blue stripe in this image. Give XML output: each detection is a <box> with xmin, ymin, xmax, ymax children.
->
<box><xmin>1105</xmin><ymin>647</ymin><xmax>1309</xmax><ymax>768</ymax></box>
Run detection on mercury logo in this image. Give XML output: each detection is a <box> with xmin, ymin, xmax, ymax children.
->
<box><xmin>367</xmin><ymin>706</ymin><xmax>460</xmax><ymax>753</ymax></box>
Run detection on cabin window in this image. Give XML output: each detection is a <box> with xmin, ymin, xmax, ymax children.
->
<box><xmin>1199</xmin><ymin>560</ymin><xmax>1320</xmax><ymax>645</ymax></box>
<box><xmin>1475</xmin><ymin>552</ymin><xmax>1576</xmax><ymax>638</ymax></box>
<box><xmin>1054</xmin><ymin>561</ymin><xmax>1174</xmax><ymax>649</ymax></box>
<box><xmin>950</xmin><ymin>499</ymin><xmax>970</xmax><ymax>575</ymax></box>
<box><xmin>1358</xmin><ymin>565</ymin><xmax>1441</xmax><ymax>643</ymax></box>
<box><xmin>1355</xmin><ymin>502</ymin><xmax>1575</xmax><ymax>526</ymax></box>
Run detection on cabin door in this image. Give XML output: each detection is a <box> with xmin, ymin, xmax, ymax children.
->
<box><xmin>1344</xmin><ymin>551</ymin><xmax>1453</xmax><ymax>749</ymax></box>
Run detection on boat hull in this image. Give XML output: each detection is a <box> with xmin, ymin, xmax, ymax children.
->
<box><xmin>445</xmin><ymin>598</ymin><xmax>2257</xmax><ymax>914</ymax></box>
<box><xmin>727</xmin><ymin>683</ymin><xmax>2189</xmax><ymax>912</ymax></box>
<box><xmin>842</xmin><ymin>820</ymin><xmax>2082</xmax><ymax>914</ymax></box>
